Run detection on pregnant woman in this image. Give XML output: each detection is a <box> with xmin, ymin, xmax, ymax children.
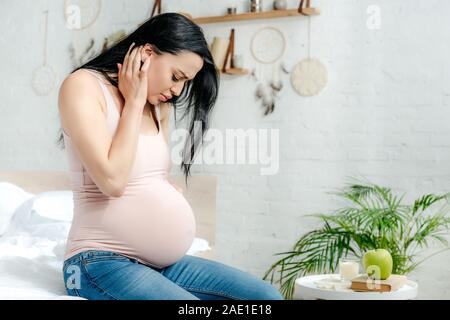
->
<box><xmin>58</xmin><ymin>13</ymin><xmax>283</xmax><ymax>300</ymax></box>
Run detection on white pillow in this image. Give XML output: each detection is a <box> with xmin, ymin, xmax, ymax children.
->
<box><xmin>0</xmin><ymin>183</ymin><xmax>34</xmax><ymax>236</ymax></box>
<box><xmin>5</xmin><ymin>191</ymin><xmax>74</xmax><ymax>241</ymax></box>
<box><xmin>187</xmin><ymin>237</ymin><xmax>211</xmax><ymax>255</ymax></box>
<box><xmin>31</xmin><ymin>191</ymin><xmax>74</xmax><ymax>223</ymax></box>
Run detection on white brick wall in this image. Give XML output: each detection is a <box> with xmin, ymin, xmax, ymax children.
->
<box><xmin>1</xmin><ymin>0</ymin><xmax>449</xmax><ymax>299</ymax></box>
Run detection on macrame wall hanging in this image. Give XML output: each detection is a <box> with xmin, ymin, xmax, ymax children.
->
<box><xmin>31</xmin><ymin>10</ymin><xmax>56</xmax><ymax>96</ymax></box>
<box><xmin>290</xmin><ymin>16</ymin><xmax>328</xmax><ymax>97</ymax></box>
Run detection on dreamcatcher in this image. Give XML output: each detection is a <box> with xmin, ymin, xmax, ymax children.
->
<box><xmin>250</xmin><ymin>26</ymin><xmax>289</xmax><ymax>116</ymax></box>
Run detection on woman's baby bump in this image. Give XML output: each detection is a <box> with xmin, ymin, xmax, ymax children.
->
<box><xmin>100</xmin><ymin>178</ymin><xmax>196</xmax><ymax>268</ymax></box>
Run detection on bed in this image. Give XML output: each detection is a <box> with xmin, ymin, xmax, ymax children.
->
<box><xmin>0</xmin><ymin>171</ymin><xmax>217</xmax><ymax>299</ymax></box>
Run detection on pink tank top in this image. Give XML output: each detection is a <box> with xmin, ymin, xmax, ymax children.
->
<box><xmin>62</xmin><ymin>69</ymin><xmax>196</xmax><ymax>269</ymax></box>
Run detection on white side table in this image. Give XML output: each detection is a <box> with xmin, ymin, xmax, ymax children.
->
<box><xmin>294</xmin><ymin>274</ymin><xmax>418</xmax><ymax>300</ymax></box>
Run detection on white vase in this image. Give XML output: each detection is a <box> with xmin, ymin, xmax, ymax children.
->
<box><xmin>273</xmin><ymin>0</ymin><xmax>287</xmax><ymax>10</ymax></box>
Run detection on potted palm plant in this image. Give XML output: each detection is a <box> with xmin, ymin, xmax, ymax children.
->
<box><xmin>263</xmin><ymin>179</ymin><xmax>450</xmax><ymax>299</ymax></box>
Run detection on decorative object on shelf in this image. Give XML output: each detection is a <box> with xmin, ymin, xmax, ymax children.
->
<box><xmin>150</xmin><ymin>0</ymin><xmax>162</xmax><ymax>18</ymax></box>
<box><xmin>222</xmin><ymin>28</ymin><xmax>235</xmax><ymax>72</ymax></box>
<box><xmin>250</xmin><ymin>0</ymin><xmax>263</xmax><ymax>13</ymax></box>
<box><xmin>290</xmin><ymin>16</ymin><xmax>327</xmax><ymax>96</ymax></box>
<box><xmin>64</xmin><ymin>0</ymin><xmax>102</xmax><ymax>30</ymax></box>
<box><xmin>273</xmin><ymin>0</ymin><xmax>287</xmax><ymax>10</ymax></box>
<box><xmin>32</xmin><ymin>10</ymin><xmax>56</xmax><ymax>96</ymax></box>
<box><xmin>227</xmin><ymin>6</ymin><xmax>237</xmax><ymax>15</ymax></box>
<box><xmin>298</xmin><ymin>0</ymin><xmax>320</xmax><ymax>16</ymax></box>
<box><xmin>210</xmin><ymin>37</ymin><xmax>230</xmax><ymax>71</ymax></box>
<box><xmin>250</xmin><ymin>27</ymin><xmax>286</xmax><ymax>115</ymax></box>
<box><xmin>221</xmin><ymin>29</ymin><xmax>248</xmax><ymax>75</ymax></box>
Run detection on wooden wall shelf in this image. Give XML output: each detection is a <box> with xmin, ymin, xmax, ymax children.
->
<box><xmin>192</xmin><ymin>8</ymin><xmax>320</xmax><ymax>25</ymax></box>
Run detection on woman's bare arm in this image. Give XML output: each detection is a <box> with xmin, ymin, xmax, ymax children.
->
<box><xmin>58</xmin><ymin>44</ymin><xmax>151</xmax><ymax>197</ymax></box>
<box><xmin>58</xmin><ymin>70</ymin><xmax>143</xmax><ymax>197</ymax></box>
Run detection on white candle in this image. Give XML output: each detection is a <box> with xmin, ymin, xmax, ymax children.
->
<box><xmin>339</xmin><ymin>261</ymin><xmax>359</xmax><ymax>280</ymax></box>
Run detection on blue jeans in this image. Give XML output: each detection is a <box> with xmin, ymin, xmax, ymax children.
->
<box><xmin>62</xmin><ymin>250</ymin><xmax>284</xmax><ymax>300</ymax></box>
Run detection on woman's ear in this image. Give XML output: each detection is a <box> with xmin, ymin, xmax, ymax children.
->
<box><xmin>142</xmin><ymin>44</ymin><xmax>154</xmax><ymax>61</ymax></box>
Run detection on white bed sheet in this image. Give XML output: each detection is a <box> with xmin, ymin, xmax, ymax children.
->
<box><xmin>0</xmin><ymin>234</ymin><xmax>83</xmax><ymax>299</ymax></box>
<box><xmin>0</xmin><ymin>233</ymin><xmax>210</xmax><ymax>300</ymax></box>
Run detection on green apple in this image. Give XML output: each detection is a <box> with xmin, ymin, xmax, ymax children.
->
<box><xmin>362</xmin><ymin>249</ymin><xmax>393</xmax><ymax>280</ymax></box>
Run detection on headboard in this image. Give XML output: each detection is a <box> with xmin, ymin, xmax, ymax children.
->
<box><xmin>0</xmin><ymin>171</ymin><xmax>217</xmax><ymax>248</ymax></box>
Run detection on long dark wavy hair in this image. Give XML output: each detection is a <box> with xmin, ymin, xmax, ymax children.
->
<box><xmin>56</xmin><ymin>13</ymin><xmax>219</xmax><ymax>184</ymax></box>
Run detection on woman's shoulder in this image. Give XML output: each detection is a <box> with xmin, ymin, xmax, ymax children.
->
<box><xmin>58</xmin><ymin>69</ymin><xmax>107</xmax><ymax>115</ymax></box>
<box><xmin>60</xmin><ymin>69</ymin><xmax>101</xmax><ymax>93</ymax></box>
